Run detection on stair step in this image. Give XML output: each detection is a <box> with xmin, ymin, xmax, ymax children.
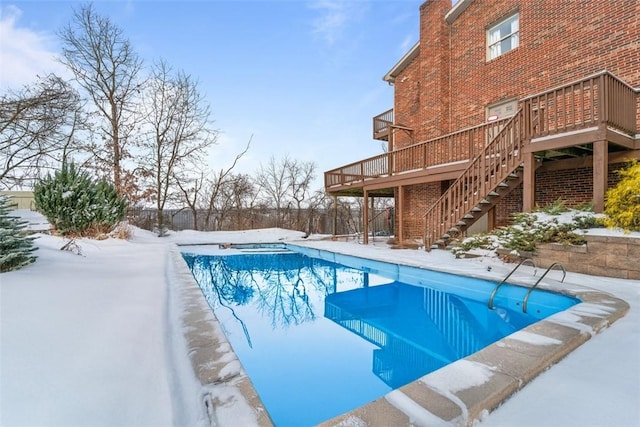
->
<box><xmin>449</xmin><ymin>227</ymin><xmax>459</xmax><ymax>233</ymax></box>
<box><xmin>488</xmin><ymin>191</ymin><xmax>499</xmax><ymax>197</ymax></box>
<box><xmin>463</xmin><ymin>213</ymin><xmax>475</xmax><ymax>219</ymax></box>
<box><xmin>507</xmin><ymin>172</ymin><xmax>520</xmax><ymax>179</ymax></box>
<box><xmin>479</xmin><ymin>199</ymin><xmax>491</xmax><ymax>204</ymax></box>
<box><xmin>471</xmin><ymin>207</ymin><xmax>482</xmax><ymax>212</ymax></box>
<box><xmin>456</xmin><ymin>220</ymin><xmax>467</xmax><ymax>226</ymax></box>
<box><xmin>498</xmin><ymin>182</ymin><xmax>510</xmax><ymax>188</ymax></box>
<box><xmin>442</xmin><ymin>233</ymin><xmax>451</xmax><ymax>239</ymax></box>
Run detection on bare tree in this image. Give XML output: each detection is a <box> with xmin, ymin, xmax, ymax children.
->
<box><xmin>255</xmin><ymin>155</ymin><xmax>293</xmax><ymax>228</ymax></box>
<box><xmin>0</xmin><ymin>74</ymin><xmax>85</xmax><ymax>189</ymax></box>
<box><xmin>139</xmin><ymin>60</ymin><xmax>217</xmax><ymax>236</ymax></box>
<box><xmin>58</xmin><ymin>3</ymin><xmax>143</xmax><ymax>196</ymax></box>
<box><xmin>202</xmin><ymin>139</ymin><xmax>251</xmax><ymax>230</ymax></box>
<box><xmin>174</xmin><ymin>139</ymin><xmax>250</xmax><ymax>231</ymax></box>
<box><xmin>175</xmin><ymin>167</ymin><xmax>207</xmax><ymax>230</ymax></box>
<box><xmin>287</xmin><ymin>159</ymin><xmax>316</xmax><ymax>230</ymax></box>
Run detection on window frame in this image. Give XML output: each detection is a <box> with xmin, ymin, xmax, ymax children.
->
<box><xmin>486</xmin><ymin>12</ymin><xmax>520</xmax><ymax>61</ymax></box>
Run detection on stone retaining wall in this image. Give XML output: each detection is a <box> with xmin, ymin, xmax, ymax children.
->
<box><xmin>533</xmin><ymin>235</ymin><xmax>640</xmax><ymax>280</ymax></box>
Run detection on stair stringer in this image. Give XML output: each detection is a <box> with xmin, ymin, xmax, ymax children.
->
<box><xmin>423</xmin><ymin>109</ymin><xmax>528</xmax><ymax>249</ymax></box>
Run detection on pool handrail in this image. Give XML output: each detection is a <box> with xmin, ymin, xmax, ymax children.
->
<box><xmin>488</xmin><ymin>258</ymin><xmax>538</xmax><ymax>310</ymax></box>
<box><xmin>522</xmin><ymin>262</ymin><xmax>567</xmax><ymax>313</ymax></box>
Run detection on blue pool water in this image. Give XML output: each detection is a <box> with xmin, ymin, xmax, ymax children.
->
<box><xmin>182</xmin><ymin>245</ymin><xmax>578</xmax><ymax>427</ymax></box>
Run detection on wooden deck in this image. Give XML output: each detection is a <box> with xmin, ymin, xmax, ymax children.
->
<box><xmin>325</xmin><ymin>71</ymin><xmax>638</xmax><ymax>197</ymax></box>
<box><xmin>324</xmin><ymin>71</ymin><xmax>639</xmax><ymax>247</ymax></box>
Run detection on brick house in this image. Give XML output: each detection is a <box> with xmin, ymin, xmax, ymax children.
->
<box><xmin>324</xmin><ymin>0</ymin><xmax>639</xmax><ymax>247</ymax></box>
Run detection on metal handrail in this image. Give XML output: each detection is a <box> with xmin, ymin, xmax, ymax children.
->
<box><xmin>488</xmin><ymin>258</ymin><xmax>537</xmax><ymax>309</ymax></box>
<box><xmin>522</xmin><ymin>262</ymin><xmax>566</xmax><ymax>313</ymax></box>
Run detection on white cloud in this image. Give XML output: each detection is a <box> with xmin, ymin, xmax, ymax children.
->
<box><xmin>310</xmin><ymin>1</ymin><xmax>361</xmax><ymax>46</ymax></box>
<box><xmin>0</xmin><ymin>5</ymin><xmax>65</xmax><ymax>89</ymax></box>
<box><xmin>399</xmin><ymin>34</ymin><xmax>415</xmax><ymax>55</ymax></box>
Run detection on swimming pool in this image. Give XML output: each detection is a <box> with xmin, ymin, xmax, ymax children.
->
<box><xmin>181</xmin><ymin>244</ymin><xmax>579</xmax><ymax>426</ymax></box>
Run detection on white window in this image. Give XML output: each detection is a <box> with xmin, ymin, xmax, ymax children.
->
<box><xmin>487</xmin><ymin>13</ymin><xmax>519</xmax><ymax>60</ymax></box>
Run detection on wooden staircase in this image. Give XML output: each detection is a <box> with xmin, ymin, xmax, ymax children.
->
<box><xmin>423</xmin><ymin>108</ymin><xmax>528</xmax><ymax>249</ymax></box>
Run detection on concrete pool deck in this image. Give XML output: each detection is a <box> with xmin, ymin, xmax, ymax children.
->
<box><xmin>167</xmin><ymin>243</ymin><xmax>630</xmax><ymax>427</ymax></box>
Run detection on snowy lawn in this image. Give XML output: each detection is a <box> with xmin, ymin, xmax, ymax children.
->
<box><xmin>1</xmin><ymin>214</ymin><xmax>638</xmax><ymax>427</ymax></box>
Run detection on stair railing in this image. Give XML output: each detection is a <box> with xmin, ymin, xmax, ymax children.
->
<box><xmin>423</xmin><ymin>108</ymin><xmax>525</xmax><ymax>249</ymax></box>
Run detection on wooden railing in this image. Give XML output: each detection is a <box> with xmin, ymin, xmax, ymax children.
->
<box><xmin>423</xmin><ymin>110</ymin><xmax>525</xmax><ymax>248</ymax></box>
<box><xmin>325</xmin><ymin>118</ymin><xmax>511</xmax><ymax>188</ymax></box>
<box><xmin>326</xmin><ymin>71</ymin><xmax>637</xmax><ymax>192</ymax></box>
<box><xmin>373</xmin><ymin>108</ymin><xmax>393</xmax><ymax>140</ymax></box>
<box><xmin>523</xmin><ymin>70</ymin><xmax>637</xmax><ymax>138</ymax></box>
<box><xmin>422</xmin><ymin>71</ymin><xmax>637</xmax><ymax>248</ymax></box>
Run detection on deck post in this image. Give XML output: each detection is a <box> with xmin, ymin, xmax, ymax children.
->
<box><xmin>398</xmin><ymin>185</ymin><xmax>404</xmax><ymax>244</ymax></box>
<box><xmin>332</xmin><ymin>194</ymin><xmax>338</xmax><ymax>237</ymax></box>
<box><xmin>522</xmin><ymin>152</ymin><xmax>536</xmax><ymax>212</ymax></box>
<box><xmin>593</xmin><ymin>139</ymin><xmax>608</xmax><ymax>212</ymax></box>
<box><xmin>363</xmin><ymin>189</ymin><xmax>369</xmax><ymax>245</ymax></box>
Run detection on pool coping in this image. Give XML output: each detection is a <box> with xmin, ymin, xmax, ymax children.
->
<box><xmin>167</xmin><ymin>242</ymin><xmax>630</xmax><ymax>427</ymax></box>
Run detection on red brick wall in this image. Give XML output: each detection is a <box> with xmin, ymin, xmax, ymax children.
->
<box><xmin>393</xmin><ymin>0</ymin><xmax>640</xmax><ymax>144</ymax></box>
<box><xmin>388</xmin><ymin>0</ymin><xmax>639</xmax><ymax>239</ymax></box>
<box><xmin>392</xmin><ymin>57</ymin><xmax>421</xmax><ymax>149</ymax></box>
<box><xmin>417</xmin><ymin>0</ymin><xmax>453</xmax><ymax>141</ymax></box>
<box><xmin>400</xmin><ymin>182</ymin><xmax>442</xmax><ymax>239</ymax></box>
<box><xmin>494</xmin><ymin>162</ymin><xmax>628</xmax><ymax>227</ymax></box>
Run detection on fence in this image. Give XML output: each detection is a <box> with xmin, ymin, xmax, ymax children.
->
<box><xmin>128</xmin><ymin>206</ymin><xmax>392</xmax><ymax>237</ymax></box>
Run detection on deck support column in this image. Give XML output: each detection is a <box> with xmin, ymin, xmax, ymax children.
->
<box><xmin>522</xmin><ymin>152</ymin><xmax>536</xmax><ymax>212</ymax></box>
<box><xmin>398</xmin><ymin>185</ymin><xmax>404</xmax><ymax>244</ymax></box>
<box><xmin>332</xmin><ymin>194</ymin><xmax>338</xmax><ymax>237</ymax></box>
<box><xmin>370</xmin><ymin>196</ymin><xmax>375</xmax><ymax>239</ymax></box>
<box><xmin>363</xmin><ymin>189</ymin><xmax>369</xmax><ymax>245</ymax></box>
<box><xmin>593</xmin><ymin>140</ymin><xmax>608</xmax><ymax>212</ymax></box>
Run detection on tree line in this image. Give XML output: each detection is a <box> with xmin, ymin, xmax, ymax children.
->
<box><xmin>1</xmin><ymin>4</ymin><xmax>366</xmax><ymax>235</ymax></box>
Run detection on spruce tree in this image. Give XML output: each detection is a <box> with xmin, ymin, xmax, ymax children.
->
<box><xmin>0</xmin><ymin>195</ymin><xmax>38</xmax><ymax>273</ymax></box>
<box><xmin>34</xmin><ymin>163</ymin><xmax>127</xmax><ymax>236</ymax></box>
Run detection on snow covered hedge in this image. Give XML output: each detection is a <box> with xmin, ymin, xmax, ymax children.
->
<box><xmin>34</xmin><ymin>163</ymin><xmax>127</xmax><ymax>236</ymax></box>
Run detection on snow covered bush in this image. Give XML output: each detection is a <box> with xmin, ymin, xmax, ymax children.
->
<box><xmin>604</xmin><ymin>160</ymin><xmax>640</xmax><ymax>232</ymax></box>
<box><xmin>452</xmin><ymin>206</ymin><xmax>597</xmax><ymax>258</ymax></box>
<box><xmin>34</xmin><ymin>163</ymin><xmax>127</xmax><ymax>236</ymax></box>
<box><xmin>0</xmin><ymin>195</ymin><xmax>37</xmax><ymax>272</ymax></box>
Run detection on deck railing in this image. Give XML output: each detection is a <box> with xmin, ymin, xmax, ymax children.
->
<box><xmin>326</xmin><ymin>70</ymin><xmax>637</xmax><ymax>192</ymax></box>
<box><xmin>523</xmin><ymin>70</ymin><xmax>637</xmax><ymax>139</ymax></box>
<box><xmin>373</xmin><ymin>108</ymin><xmax>393</xmax><ymax>139</ymax></box>
<box><xmin>325</xmin><ymin>118</ymin><xmax>511</xmax><ymax>188</ymax></box>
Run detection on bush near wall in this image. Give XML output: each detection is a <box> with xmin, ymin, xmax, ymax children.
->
<box><xmin>603</xmin><ymin>160</ymin><xmax>640</xmax><ymax>232</ymax></box>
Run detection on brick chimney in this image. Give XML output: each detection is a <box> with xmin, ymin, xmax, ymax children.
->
<box><xmin>418</xmin><ymin>0</ymin><xmax>451</xmax><ymax>140</ymax></box>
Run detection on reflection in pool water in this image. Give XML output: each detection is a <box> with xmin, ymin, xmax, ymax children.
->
<box><xmin>182</xmin><ymin>249</ymin><xmax>575</xmax><ymax>427</ymax></box>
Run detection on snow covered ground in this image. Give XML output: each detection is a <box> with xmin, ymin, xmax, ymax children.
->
<box><xmin>1</xmin><ymin>211</ymin><xmax>638</xmax><ymax>426</ymax></box>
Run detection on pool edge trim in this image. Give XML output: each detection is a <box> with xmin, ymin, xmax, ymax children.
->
<box><xmin>170</xmin><ymin>243</ymin><xmax>630</xmax><ymax>427</ymax></box>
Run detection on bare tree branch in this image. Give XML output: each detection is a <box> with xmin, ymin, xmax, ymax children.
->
<box><xmin>58</xmin><ymin>4</ymin><xmax>143</xmax><ymax>196</ymax></box>
<box><xmin>139</xmin><ymin>59</ymin><xmax>217</xmax><ymax>235</ymax></box>
<box><xmin>0</xmin><ymin>74</ymin><xmax>85</xmax><ymax>189</ymax></box>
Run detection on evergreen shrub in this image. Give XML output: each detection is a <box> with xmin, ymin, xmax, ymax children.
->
<box><xmin>34</xmin><ymin>163</ymin><xmax>127</xmax><ymax>236</ymax></box>
<box><xmin>0</xmin><ymin>195</ymin><xmax>38</xmax><ymax>272</ymax></box>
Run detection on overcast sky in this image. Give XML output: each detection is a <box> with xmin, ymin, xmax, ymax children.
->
<box><xmin>0</xmin><ymin>0</ymin><xmax>425</xmax><ymax>190</ymax></box>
